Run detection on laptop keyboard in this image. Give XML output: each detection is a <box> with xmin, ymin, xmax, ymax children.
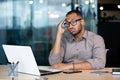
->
<box><xmin>39</xmin><ymin>69</ymin><xmax>51</xmax><ymax>73</ymax></box>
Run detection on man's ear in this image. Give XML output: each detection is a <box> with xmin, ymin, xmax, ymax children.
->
<box><xmin>81</xmin><ymin>19</ymin><xmax>85</xmax><ymax>25</ymax></box>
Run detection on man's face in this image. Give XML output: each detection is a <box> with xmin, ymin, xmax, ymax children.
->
<box><xmin>65</xmin><ymin>13</ymin><xmax>84</xmax><ymax>36</ymax></box>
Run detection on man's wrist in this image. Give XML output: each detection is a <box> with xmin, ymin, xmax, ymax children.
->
<box><xmin>73</xmin><ymin>63</ymin><xmax>75</xmax><ymax>71</ymax></box>
<box><xmin>56</xmin><ymin>32</ymin><xmax>62</xmax><ymax>37</ymax></box>
<box><xmin>56</xmin><ymin>33</ymin><xmax>62</xmax><ymax>41</ymax></box>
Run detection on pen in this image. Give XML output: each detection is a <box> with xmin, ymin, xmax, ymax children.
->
<box><xmin>73</xmin><ymin>61</ymin><xmax>75</xmax><ymax>71</ymax></box>
<box><xmin>8</xmin><ymin>61</ymin><xmax>19</xmax><ymax>76</ymax></box>
<box><xmin>73</xmin><ymin>63</ymin><xmax>75</xmax><ymax>71</ymax></box>
<box><xmin>12</xmin><ymin>77</ymin><xmax>14</xmax><ymax>80</ymax></box>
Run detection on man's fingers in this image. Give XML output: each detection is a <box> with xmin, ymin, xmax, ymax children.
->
<box><xmin>59</xmin><ymin>17</ymin><xmax>66</xmax><ymax>26</ymax></box>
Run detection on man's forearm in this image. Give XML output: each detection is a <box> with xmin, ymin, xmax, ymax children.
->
<box><xmin>50</xmin><ymin>17</ymin><xmax>66</xmax><ymax>54</ymax></box>
<box><xmin>50</xmin><ymin>61</ymin><xmax>93</xmax><ymax>70</ymax></box>
<box><xmin>51</xmin><ymin>33</ymin><xmax>62</xmax><ymax>54</ymax></box>
<box><xmin>68</xmin><ymin>61</ymin><xmax>93</xmax><ymax>70</ymax></box>
<box><xmin>73</xmin><ymin>61</ymin><xmax>93</xmax><ymax>70</ymax></box>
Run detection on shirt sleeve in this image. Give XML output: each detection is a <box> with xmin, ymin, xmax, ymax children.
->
<box><xmin>49</xmin><ymin>39</ymin><xmax>65</xmax><ymax>65</ymax></box>
<box><xmin>87</xmin><ymin>35</ymin><xmax>106</xmax><ymax>69</ymax></box>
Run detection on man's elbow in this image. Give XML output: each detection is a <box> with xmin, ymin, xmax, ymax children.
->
<box><xmin>93</xmin><ymin>61</ymin><xmax>106</xmax><ymax>69</ymax></box>
<box><xmin>49</xmin><ymin>57</ymin><xmax>54</xmax><ymax>65</ymax></box>
<box><xmin>88</xmin><ymin>59</ymin><xmax>106</xmax><ymax>69</ymax></box>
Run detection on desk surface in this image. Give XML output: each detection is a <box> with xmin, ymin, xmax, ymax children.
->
<box><xmin>0</xmin><ymin>65</ymin><xmax>120</xmax><ymax>80</ymax></box>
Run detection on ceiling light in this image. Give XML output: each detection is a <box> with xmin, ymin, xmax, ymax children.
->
<box><xmin>90</xmin><ymin>0</ymin><xmax>94</xmax><ymax>3</ymax></box>
<box><xmin>29</xmin><ymin>0</ymin><xmax>33</xmax><ymax>4</ymax></box>
<box><xmin>62</xmin><ymin>3</ymin><xmax>66</xmax><ymax>7</ymax></box>
<box><xmin>75</xmin><ymin>3</ymin><xmax>79</xmax><ymax>8</ymax></box>
<box><xmin>49</xmin><ymin>14</ymin><xmax>59</xmax><ymax>19</ymax></box>
<box><xmin>39</xmin><ymin>0</ymin><xmax>43</xmax><ymax>4</ymax></box>
<box><xmin>117</xmin><ymin>5</ymin><xmax>120</xmax><ymax>9</ymax></box>
<box><xmin>100</xmin><ymin>6</ymin><xmax>104</xmax><ymax>10</ymax></box>
<box><xmin>91</xmin><ymin>4</ymin><xmax>95</xmax><ymax>8</ymax></box>
<box><xmin>85</xmin><ymin>1</ymin><xmax>89</xmax><ymax>5</ymax></box>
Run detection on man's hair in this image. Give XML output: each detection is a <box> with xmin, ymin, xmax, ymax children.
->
<box><xmin>66</xmin><ymin>10</ymin><xmax>83</xmax><ymax>18</ymax></box>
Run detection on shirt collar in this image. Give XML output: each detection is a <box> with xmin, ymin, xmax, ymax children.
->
<box><xmin>68</xmin><ymin>30</ymin><xmax>88</xmax><ymax>42</ymax></box>
<box><xmin>83</xmin><ymin>30</ymin><xmax>88</xmax><ymax>39</ymax></box>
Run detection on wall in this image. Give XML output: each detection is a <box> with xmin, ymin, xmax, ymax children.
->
<box><xmin>98</xmin><ymin>22</ymin><xmax>120</xmax><ymax>67</ymax></box>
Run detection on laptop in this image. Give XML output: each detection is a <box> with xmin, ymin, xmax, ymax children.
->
<box><xmin>2</xmin><ymin>44</ymin><xmax>62</xmax><ymax>76</ymax></box>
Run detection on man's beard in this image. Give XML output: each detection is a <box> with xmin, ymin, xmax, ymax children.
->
<box><xmin>72</xmin><ymin>27</ymin><xmax>82</xmax><ymax>37</ymax></box>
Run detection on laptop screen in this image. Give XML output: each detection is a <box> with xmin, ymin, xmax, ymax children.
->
<box><xmin>2</xmin><ymin>45</ymin><xmax>40</xmax><ymax>76</ymax></box>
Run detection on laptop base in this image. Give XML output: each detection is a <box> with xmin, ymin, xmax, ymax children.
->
<box><xmin>39</xmin><ymin>69</ymin><xmax>62</xmax><ymax>76</ymax></box>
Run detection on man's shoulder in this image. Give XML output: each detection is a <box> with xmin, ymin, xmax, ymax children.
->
<box><xmin>86</xmin><ymin>30</ymin><xmax>104</xmax><ymax>41</ymax></box>
<box><xmin>86</xmin><ymin>30</ymin><xmax>97</xmax><ymax>36</ymax></box>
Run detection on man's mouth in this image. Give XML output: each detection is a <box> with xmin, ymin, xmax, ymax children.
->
<box><xmin>70</xmin><ymin>29</ymin><xmax>75</xmax><ymax>33</ymax></box>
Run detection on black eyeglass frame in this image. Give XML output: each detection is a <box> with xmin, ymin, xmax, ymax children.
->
<box><xmin>64</xmin><ymin>18</ymin><xmax>82</xmax><ymax>27</ymax></box>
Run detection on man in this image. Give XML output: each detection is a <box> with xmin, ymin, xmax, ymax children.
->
<box><xmin>49</xmin><ymin>10</ymin><xmax>106</xmax><ymax>70</ymax></box>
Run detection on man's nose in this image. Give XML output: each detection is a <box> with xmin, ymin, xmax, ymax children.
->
<box><xmin>68</xmin><ymin>24</ymin><xmax>73</xmax><ymax>28</ymax></box>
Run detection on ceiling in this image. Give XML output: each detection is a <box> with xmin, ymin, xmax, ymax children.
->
<box><xmin>48</xmin><ymin>0</ymin><xmax>120</xmax><ymax>4</ymax></box>
<box><xmin>98</xmin><ymin>0</ymin><xmax>120</xmax><ymax>11</ymax></box>
<box><xmin>0</xmin><ymin>0</ymin><xmax>119</xmax><ymax>4</ymax></box>
<box><xmin>47</xmin><ymin>0</ymin><xmax>120</xmax><ymax>11</ymax></box>
<box><xmin>98</xmin><ymin>0</ymin><xmax>120</xmax><ymax>4</ymax></box>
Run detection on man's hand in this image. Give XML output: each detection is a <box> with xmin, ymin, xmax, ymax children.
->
<box><xmin>57</xmin><ymin>17</ymin><xmax>67</xmax><ymax>35</ymax></box>
<box><xmin>50</xmin><ymin>63</ymin><xmax>72</xmax><ymax>70</ymax></box>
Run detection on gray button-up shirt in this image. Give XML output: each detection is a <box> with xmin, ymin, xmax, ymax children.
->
<box><xmin>49</xmin><ymin>30</ymin><xmax>106</xmax><ymax>69</ymax></box>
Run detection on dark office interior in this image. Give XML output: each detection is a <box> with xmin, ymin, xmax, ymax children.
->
<box><xmin>98</xmin><ymin>0</ymin><xmax>120</xmax><ymax>67</ymax></box>
<box><xmin>0</xmin><ymin>0</ymin><xmax>120</xmax><ymax>67</ymax></box>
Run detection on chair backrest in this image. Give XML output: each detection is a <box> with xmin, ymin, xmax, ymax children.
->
<box><xmin>106</xmin><ymin>49</ymin><xmax>109</xmax><ymax>54</ymax></box>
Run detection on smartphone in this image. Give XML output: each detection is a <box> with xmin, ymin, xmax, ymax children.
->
<box><xmin>63</xmin><ymin>70</ymin><xmax>82</xmax><ymax>74</ymax></box>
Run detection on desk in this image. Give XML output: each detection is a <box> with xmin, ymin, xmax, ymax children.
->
<box><xmin>0</xmin><ymin>65</ymin><xmax>120</xmax><ymax>80</ymax></box>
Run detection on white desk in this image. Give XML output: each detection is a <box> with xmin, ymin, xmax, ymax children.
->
<box><xmin>0</xmin><ymin>65</ymin><xmax>120</xmax><ymax>80</ymax></box>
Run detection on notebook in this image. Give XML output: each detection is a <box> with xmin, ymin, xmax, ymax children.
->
<box><xmin>2</xmin><ymin>44</ymin><xmax>62</xmax><ymax>76</ymax></box>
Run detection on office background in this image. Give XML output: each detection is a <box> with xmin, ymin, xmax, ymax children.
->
<box><xmin>0</xmin><ymin>0</ymin><xmax>120</xmax><ymax>67</ymax></box>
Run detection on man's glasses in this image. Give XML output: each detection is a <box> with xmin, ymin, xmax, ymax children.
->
<box><xmin>64</xmin><ymin>18</ymin><xmax>82</xmax><ymax>27</ymax></box>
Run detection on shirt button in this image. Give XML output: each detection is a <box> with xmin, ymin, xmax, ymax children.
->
<box><xmin>76</xmin><ymin>49</ymin><xmax>79</xmax><ymax>50</ymax></box>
